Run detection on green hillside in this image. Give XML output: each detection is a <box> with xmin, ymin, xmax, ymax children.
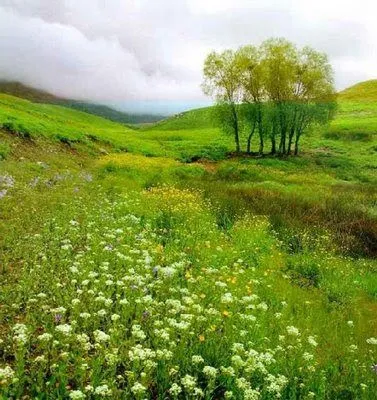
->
<box><xmin>0</xmin><ymin>93</ymin><xmax>134</xmax><ymax>149</ymax></box>
<box><xmin>0</xmin><ymin>81</ymin><xmax>62</xmax><ymax>103</ymax></box>
<box><xmin>149</xmin><ymin>106</ymin><xmax>216</xmax><ymax>130</ymax></box>
<box><xmin>0</xmin><ymin>81</ymin><xmax>165</xmax><ymax>124</ymax></box>
<box><xmin>0</xmin><ymin>93</ymin><xmax>230</xmax><ymax>160</ymax></box>
<box><xmin>338</xmin><ymin>79</ymin><xmax>377</xmax><ymax>102</ymax></box>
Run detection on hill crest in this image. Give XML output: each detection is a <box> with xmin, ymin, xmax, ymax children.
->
<box><xmin>339</xmin><ymin>79</ymin><xmax>377</xmax><ymax>102</ymax></box>
<box><xmin>0</xmin><ymin>80</ymin><xmax>165</xmax><ymax>124</ymax></box>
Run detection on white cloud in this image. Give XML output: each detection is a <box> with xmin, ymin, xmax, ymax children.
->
<box><xmin>0</xmin><ymin>0</ymin><xmax>376</xmax><ymax>107</ymax></box>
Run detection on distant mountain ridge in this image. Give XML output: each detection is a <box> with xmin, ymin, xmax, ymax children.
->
<box><xmin>0</xmin><ymin>81</ymin><xmax>166</xmax><ymax>124</ymax></box>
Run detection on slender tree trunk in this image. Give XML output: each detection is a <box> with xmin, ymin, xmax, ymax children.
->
<box><xmin>287</xmin><ymin>136</ymin><xmax>293</xmax><ymax>155</ymax></box>
<box><xmin>255</xmin><ymin>102</ymin><xmax>264</xmax><ymax>155</ymax></box>
<box><xmin>288</xmin><ymin>106</ymin><xmax>298</xmax><ymax>156</ymax></box>
<box><xmin>257</xmin><ymin>116</ymin><xmax>264</xmax><ymax>155</ymax></box>
<box><xmin>270</xmin><ymin>135</ymin><xmax>276</xmax><ymax>154</ymax></box>
<box><xmin>279</xmin><ymin>129</ymin><xmax>286</xmax><ymax>155</ymax></box>
<box><xmin>277</xmin><ymin>103</ymin><xmax>285</xmax><ymax>154</ymax></box>
<box><xmin>270</xmin><ymin>120</ymin><xmax>277</xmax><ymax>154</ymax></box>
<box><xmin>246</xmin><ymin>135</ymin><xmax>252</xmax><ymax>154</ymax></box>
<box><xmin>294</xmin><ymin>133</ymin><xmax>301</xmax><ymax>155</ymax></box>
<box><xmin>278</xmin><ymin>136</ymin><xmax>283</xmax><ymax>154</ymax></box>
<box><xmin>278</xmin><ymin>105</ymin><xmax>287</xmax><ymax>155</ymax></box>
<box><xmin>258</xmin><ymin>131</ymin><xmax>264</xmax><ymax>155</ymax></box>
<box><xmin>231</xmin><ymin>104</ymin><xmax>240</xmax><ymax>153</ymax></box>
<box><xmin>287</xmin><ymin>127</ymin><xmax>295</xmax><ymax>155</ymax></box>
<box><xmin>294</xmin><ymin>141</ymin><xmax>299</xmax><ymax>155</ymax></box>
<box><xmin>247</xmin><ymin>120</ymin><xmax>256</xmax><ymax>154</ymax></box>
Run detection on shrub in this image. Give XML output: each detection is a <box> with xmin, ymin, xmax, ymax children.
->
<box><xmin>324</xmin><ymin>130</ymin><xmax>373</xmax><ymax>141</ymax></box>
<box><xmin>56</xmin><ymin>134</ymin><xmax>81</xmax><ymax>146</ymax></box>
<box><xmin>0</xmin><ymin>142</ymin><xmax>10</xmax><ymax>160</ymax></box>
<box><xmin>2</xmin><ymin>121</ymin><xmax>31</xmax><ymax>139</ymax></box>
<box><xmin>284</xmin><ymin>255</ymin><xmax>322</xmax><ymax>288</ymax></box>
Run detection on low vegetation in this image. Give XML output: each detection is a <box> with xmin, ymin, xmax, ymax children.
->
<box><xmin>0</xmin><ymin>78</ymin><xmax>377</xmax><ymax>399</ymax></box>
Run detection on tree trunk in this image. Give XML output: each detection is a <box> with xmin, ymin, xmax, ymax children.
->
<box><xmin>287</xmin><ymin>127</ymin><xmax>295</xmax><ymax>155</ymax></box>
<box><xmin>231</xmin><ymin>104</ymin><xmax>240</xmax><ymax>153</ymax></box>
<box><xmin>247</xmin><ymin>135</ymin><xmax>251</xmax><ymax>154</ymax></box>
<box><xmin>271</xmin><ymin>135</ymin><xmax>276</xmax><ymax>155</ymax></box>
<box><xmin>258</xmin><ymin>131</ymin><xmax>264</xmax><ymax>155</ymax></box>
<box><xmin>294</xmin><ymin>134</ymin><xmax>301</xmax><ymax>155</ymax></box>
<box><xmin>279</xmin><ymin>129</ymin><xmax>286</xmax><ymax>155</ymax></box>
<box><xmin>247</xmin><ymin>120</ymin><xmax>256</xmax><ymax>154</ymax></box>
<box><xmin>287</xmin><ymin>136</ymin><xmax>293</xmax><ymax>155</ymax></box>
<box><xmin>287</xmin><ymin>106</ymin><xmax>297</xmax><ymax>156</ymax></box>
<box><xmin>257</xmin><ymin>112</ymin><xmax>264</xmax><ymax>155</ymax></box>
<box><xmin>278</xmin><ymin>136</ymin><xmax>283</xmax><ymax>154</ymax></box>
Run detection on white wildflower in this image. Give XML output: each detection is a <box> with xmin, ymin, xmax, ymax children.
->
<box><xmin>169</xmin><ymin>383</ymin><xmax>182</xmax><ymax>396</ymax></box>
<box><xmin>131</xmin><ymin>382</ymin><xmax>147</xmax><ymax>396</ymax></box>
<box><xmin>286</xmin><ymin>326</ymin><xmax>300</xmax><ymax>337</ymax></box>
<box><xmin>93</xmin><ymin>330</ymin><xmax>110</xmax><ymax>343</ymax></box>
<box><xmin>308</xmin><ymin>336</ymin><xmax>318</xmax><ymax>347</ymax></box>
<box><xmin>203</xmin><ymin>365</ymin><xmax>217</xmax><ymax>379</ymax></box>
<box><xmin>38</xmin><ymin>332</ymin><xmax>53</xmax><ymax>342</ymax></box>
<box><xmin>69</xmin><ymin>390</ymin><xmax>85</xmax><ymax>399</ymax></box>
<box><xmin>94</xmin><ymin>384</ymin><xmax>111</xmax><ymax>396</ymax></box>
<box><xmin>192</xmin><ymin>355</ymin><xmax>204</xmax><ymax>365</ymax></box>
<box><xmin>181</xmin><ymin>374</ymin><xmax>197</xmax><ymax>392</ymax></box>
<box><xmin>0</xmin><ymin>366</ymin><xmax>15</xmax><ymax>382</ymax></box>
<box><xmin>55</xmin><ymin>324</ymin><xmax>72</xmax><ymax>336</ymax></box>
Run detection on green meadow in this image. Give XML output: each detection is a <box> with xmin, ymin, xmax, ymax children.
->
<box><xmin>0</xmin><ymin>80</ymin><xmax>377</xmax><ymax>399</ymax></box>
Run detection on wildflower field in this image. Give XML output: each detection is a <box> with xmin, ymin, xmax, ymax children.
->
<box><xmin>1</xmin><ymin>86</ymin><xmax>377</xmax><ymax>399</ymax></box>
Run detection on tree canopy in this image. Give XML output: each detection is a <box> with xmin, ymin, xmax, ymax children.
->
<box><xmin>202</xmin><ymin>38</ymin><xmax>337</xmax><ymax>155</ymax></box>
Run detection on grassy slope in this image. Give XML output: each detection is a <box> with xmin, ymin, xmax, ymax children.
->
<box><xmin>0</xmin><ymin>94</ymin><xmax>230</xmax><ymax>160</ymax></box>
<box><xmin>339</xmin><ymin>79</ymin><xmax>377</xmax><ymax>102</ymax></box>
<box><xmin>0</xmin><ymin>81</ymin><xmax>165</xmax><ymax>124</ymax></box>
<box><xmin>1</xmin><ymin>87</ymin><xmax>376</xmax><ymax>242</ymax></box>
<box><xmin>1</xmin><ymin>83</ymin><xmax>376</xmax><ymax>183</ymax></box>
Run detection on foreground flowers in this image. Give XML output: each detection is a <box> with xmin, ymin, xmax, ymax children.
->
<box><xmin>1</xmin><ymin>186</ymin><xmax>376</xmax><ymax>399</ymax></box>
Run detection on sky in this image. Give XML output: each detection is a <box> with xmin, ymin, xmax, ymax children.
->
<box><xmin>0</xmin><ymin>0</ymin><xmax>376</xmax><ymax>114</ymax></box>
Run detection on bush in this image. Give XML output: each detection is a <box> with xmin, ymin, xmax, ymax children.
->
<box><xmin>0</xmin><ymin>142</ymin><xmax>10</xmax><ymax>160</ymax></box>
<box><xmin>56</xmin><ymin>134</ymin><xmax>82</xmax><ymax>146</ymax></box>
<box><xmin>324</xmin><ymin>130</ymin><xmax>372</xmax><ymax>142</ymax></box>
<box><xmin>2</xmin><ymin>121</ymin><xmax>31</xmax><ymax>139</ymax></box>
<box><xmin>284</xmin><ymin>255</ymin><xmax>322</xmax><ymax>288</ymax></box>
<box><xmin>325</xmin><ymin>284</ymin><xmax>351</xmax><ymax>306</ymax></box>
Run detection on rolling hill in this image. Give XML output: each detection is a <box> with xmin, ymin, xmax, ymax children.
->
<box><xmin>338</xmin><ymin>79</ymin><xmax>377</xmax><ymax>102</ymax></box>
<box><xmin>1</xmin><ymin>79</ymin><xmax>377</xmax><ymax>163</ymax></box>
<box><xmin>0</xmin><ymin>81</ymin><xmax>165</xmax><ymax>124</ymax></box>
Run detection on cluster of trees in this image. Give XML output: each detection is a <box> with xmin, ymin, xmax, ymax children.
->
<box><xmin>202</xmin><ymin>38</ymin><xmax>337</xmax><ymax>155</ymax></box>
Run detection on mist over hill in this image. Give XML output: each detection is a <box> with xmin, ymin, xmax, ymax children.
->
<box><xmin>0</xmin><ymin>81</ymin><xmax>166</xmax><ymax>124</ymax></box>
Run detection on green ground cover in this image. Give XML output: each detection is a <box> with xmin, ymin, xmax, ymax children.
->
<box><xmin>1</xmin><ymin>83</ymin><xmax>377</xmax><ymax>398</ymax></box>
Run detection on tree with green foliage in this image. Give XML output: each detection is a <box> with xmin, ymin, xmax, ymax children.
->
<box><xmin>236</xmin><ymin>45</ymin><xmax>265</xmax><ymax>154</ymax></box>
<box><xmin>202</xmin><ymin>50</ymin><xmax>243</xmax><ymax>153</ymax></box>
<box><xmin>202</xmin><ymin>38</ymin><xmax>336</xmax><ymax>155</ymax></box>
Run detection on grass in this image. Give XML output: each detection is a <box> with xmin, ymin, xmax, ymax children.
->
<box><xmin>0</xmin><ymin>94</ymin><xmax>230</xmax><ymax>161</ymax></box>
<box><xmin>1</xmin><ymin>80</ymin><xmax>377</xmax><ymax>399</ymax></box>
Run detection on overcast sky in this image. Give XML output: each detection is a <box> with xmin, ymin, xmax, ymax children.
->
<box><xmin>0</xmin><ymin>0</ymin><xmax>376</xmax><ymax>113</ymax></box>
